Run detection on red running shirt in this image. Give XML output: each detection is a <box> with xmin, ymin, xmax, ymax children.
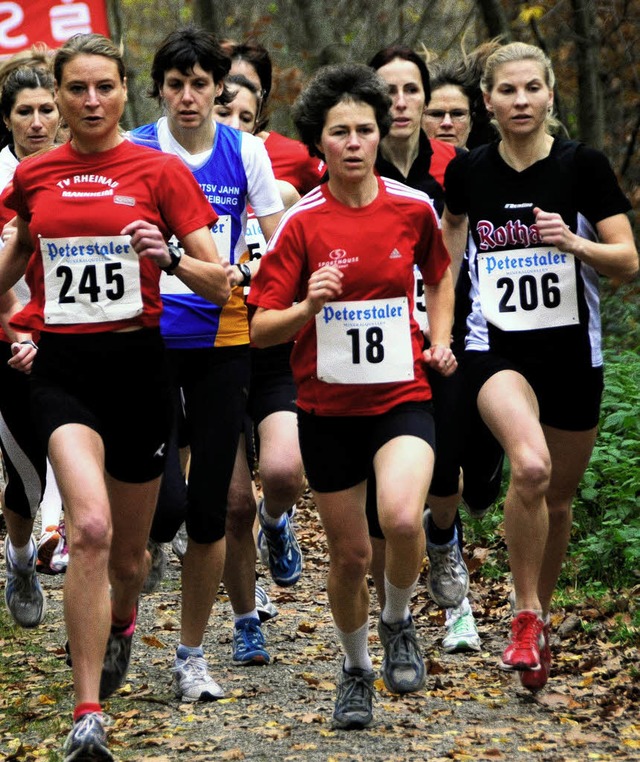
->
<box><xmin>6</xmin><ymin>140</ymin><xmax>216</xmax><ymax>334</ymax></box>
<box><xmin>248</xmin><ymin>176</ymin><xmax>451</xmax><ymax>416</ymax></box>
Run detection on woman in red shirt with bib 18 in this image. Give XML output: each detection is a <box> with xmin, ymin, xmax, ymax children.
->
<box><xmin>249</xmin><ymin>63</ymin><xmax>456</xmax><ymax>730</ymax></box>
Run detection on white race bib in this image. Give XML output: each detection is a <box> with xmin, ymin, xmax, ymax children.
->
<box><xmin>477</xmin><ymin>246</ymin><xmax>579</xmax><ymax>331</ymax></box>
<box><xmin>412</xmin><ymin>266</ymin><xmax>428</xmax><ymax>333</ymax></box>
<box><xmin>41</xmin><ymin>236</ymin><xmax>143</xmax><ymax>325</ymax></box>
<box><xmin>315</xmin><ymin>297</ymin><xmax>414</xmax><ymax>384</ymax></box>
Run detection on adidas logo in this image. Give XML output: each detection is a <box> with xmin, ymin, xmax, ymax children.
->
<box><xmin>389</xmin><ymin>248</ymin><xmax>402</xmax><ymax>259</ymax></box>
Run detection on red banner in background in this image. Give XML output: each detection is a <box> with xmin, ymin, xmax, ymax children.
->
<box><xmin>0</xmin><ymin>0</ymin><xmax>110</xmax><ymax>58</ymax></box>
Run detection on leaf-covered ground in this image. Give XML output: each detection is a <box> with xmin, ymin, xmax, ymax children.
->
<box><xmin>1</xmin><ymin>497</ymin><xmax>638</xmax><ymax>761</ymax></box>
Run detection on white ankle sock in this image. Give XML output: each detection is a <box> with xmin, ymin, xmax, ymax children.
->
<box><xmin>382</xmin><ymin>575</ymin><xmax>417</xmax><ymax>624</ymax></box>
<box><xmin>336</xmin><ymin>620</ymin><xmax>372</xmax><ymax>672</ymax></box>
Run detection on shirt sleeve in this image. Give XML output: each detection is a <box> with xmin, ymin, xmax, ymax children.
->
<box><xmin>443</xmin><ymin>152</ymin><xmax>470</xmax><ymax>216</ymax></box>
<box><xmin>413</xmin><ymin>201</ymin><xmax>451</xmax><ymax>285</ymax></box>
<box><xmin>573</xmin><ymin>145</ymin><xmax>631</xmax><ymax>226</ymax></box>
<box><xmin>4</xmin><ymin>163</ymin><xmax>30</xmax><ymax>221</ymax></box>
<box><xmin>154</xmin><ymin>154</ymin><xmax>218</xmax><ymax>239</ymax></box>
<box><xmin>241</xmin><ymin>133</ymin><xmax>285</xmax><ymax>218</ymax></box>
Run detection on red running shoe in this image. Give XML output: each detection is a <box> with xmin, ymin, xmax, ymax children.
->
<box><xmin>500</xmin><ymin>610</ymin><xmax>545</xmax><ymax>671</ymax></box>
<box><xmin>520</xmin><ymin>622</ymin><xmax>551</xmax><ymax>691</ymax></box>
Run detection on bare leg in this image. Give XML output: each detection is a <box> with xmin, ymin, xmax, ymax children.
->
<box><xmin>258</xmin><ymin>411</ymin><xmax>305</xmax><ymax>520</ymax></box>
<box><xmin>538</xmin><ymin>424</ymin><xmax>597</xmax><ymax>615</ymax></box>
<box><xmin>375</xmin><ymin>436</ymin><xmax>432</xmax><ymax>590</ymax></box>
<box><xmin>224</xmin><ymin>436</ymin><xmax>257</xmax><ymax>616</ymax></box>
<box><xmin>477</xmin><ymin>371</ymin><xmax>550</xmax><ymax>613</ymax></box>
<box><xmin>314</xmin><ymin>482</ymin><xmax>370</xmax><ymax>633</ymax></box>
<box><xmin>50</xmin><ymin>425</ymin><xmax>111</xmax><ymax>705</ymax></box>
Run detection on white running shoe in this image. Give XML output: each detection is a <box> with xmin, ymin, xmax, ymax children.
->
<box><xmin>173</xmin><ymin>654</ymin><xmax>224</xmax><ymax>702</ymax></box>
<box><xmin>442</xmin><ymin>597</ymin><xmax>481</xmax><ymax>653</ymax></box>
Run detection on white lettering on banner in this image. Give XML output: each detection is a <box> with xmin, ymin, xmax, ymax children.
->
<box><xmin>0</xmin><ymin>1</ymin><xmax>109</xmax><ymax>58</ymax></box>
<box><xmin>478</xmin><ymin>246</ymin><xmax>579</xmax><ymax>331</ymax></box>
<box><xmin>50</xmin><ymin>1</ymin><xmax>92</xmax><ymax>41</ymax></box>
<box><xmin>315</xmin><ymin>297</ymin><xmax>414</xmax><ymax>384</ymax></box>
<box><xmin>0</xmin><ymin>3</ymin><xmax>28</xmax><ymax>49</ymax></box>
<box><xmin>40</xmin><ymin>235</ymin><xmax>143</xmax><ymax>325</ymax></box>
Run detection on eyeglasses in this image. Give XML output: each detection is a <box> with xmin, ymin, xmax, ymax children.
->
<box><xmin>424</xmin><ymin>109</ymin><xmax>469</xmax><ymax>122</ymax></box>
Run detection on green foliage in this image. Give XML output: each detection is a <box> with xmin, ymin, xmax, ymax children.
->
<box><xmin>561</xmin><ymin>345</ymin><xmax>640</xmax><ymax>590</ymax></box>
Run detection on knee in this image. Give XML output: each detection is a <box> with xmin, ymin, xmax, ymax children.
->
<box><xmin>261</xmin><ymin>463</ymin><xmax>304</xmax><ymax>507</ymax></box>
<box><xmin>379</xmin><ymin>509</ymin><xmax>421</xmax><ymax>545</ymax></box>
<box><xmin>71</xmin><ymin>513</ymin><xmax>111</xmax><ymax>557</ymax></box>
<box><xmin>330</xmin><ymin>542</ymin><xmax>371</xmax><ymax>582</ymax></box>
<box><xmin>510</xmin><ymin>448</ymin><xmax>551</xmax><ymax>500</ymax></box>
<box><xmin>225</xmin><ymin>488</ymin><xmax>256</xmax><ymax>537</ymax></box>
<box><xmin>547</xmin><ymin>498</ymin><xmax>572</xmax><ymax>524</ymax></box>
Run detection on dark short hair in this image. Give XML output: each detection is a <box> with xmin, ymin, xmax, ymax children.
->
<box><xmin>368</xmin><ymin>45</ymin><xmax>431</xmax><ymax>105</ymax></box>
<box><xmin>293</xmin><ymin>63</ymin><xmax>392</xmax><ymax>160</ymax></box>
<box><xmin>149</xmin><ymin>25</ymin><xmax>231</xmax><ymax>103</ymax></box>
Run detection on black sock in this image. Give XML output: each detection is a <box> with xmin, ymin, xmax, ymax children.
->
<box><xmin>427</xmin><ymin>514</ymin><xmax>455</xmax><ymax>545</ymax></box>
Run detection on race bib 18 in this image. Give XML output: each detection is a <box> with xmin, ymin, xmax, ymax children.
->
<box><xmin>477</xmin><ymin>246</ymin><xmax>579</xmax><ymax>331</ymax></box>
<box><xmin>315</xmin><ymin>297</ymin><xmax>414</xmax><ymax>384</ymax></box>
<box><xmin>41</xmin><ymin>235</ymin><xmax>143</xmax><ymax>325</ymax></box>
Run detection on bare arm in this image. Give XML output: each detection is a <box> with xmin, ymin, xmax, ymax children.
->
<box><xmin>251</xmin><ymin>264</ymin><xmax>343</xmax><ymax>348</ymax></box>
<box><xmin>422</xmin><ymin>267</ymin><xmax>457</xmax><ymax>377</ymax></box>
<box><xmin>0</xmin><ymin>275</ymin><xmax>38</xmax><ymax>374</ymax></box>
<box><xmin>534</xmin><ymin>208</ymin><xmax>638</xmax><ymax>282</ymax></box>
<box><xmin>441</xmin><ymin>206</ymin><xmax>468</xmax><ymax>285</ymax></box>
<box><xmin>121</xmin><ymin>220</ymin><xmax>231</xmax><ymax>307</ymax></box>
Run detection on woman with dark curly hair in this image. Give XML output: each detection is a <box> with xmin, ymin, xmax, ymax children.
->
<box><xmin>249</xmin><ymin>63</ymin><xmax>456</xmax><ymax>729</ymax></box>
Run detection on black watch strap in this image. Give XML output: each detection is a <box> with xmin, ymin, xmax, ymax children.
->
<box><xmin>237</xmin><ymin>262</ymin><xmax>251</xmax><ymax>286</ymax></box>
<box><xmin>161</xmin><ymin>244</ymin><xmax>182</xmax><ymax>275</ymax></box>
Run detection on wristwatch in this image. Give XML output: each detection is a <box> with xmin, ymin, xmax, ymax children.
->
<box><xmin>237</xmin><ymin>262</ymin><xmax>252</xmax><ymax>286</ymax></box>
<box><xmin>161</xmin><ymin>244</ymin><xmax>182</xmax><ymax>275</ymax></box>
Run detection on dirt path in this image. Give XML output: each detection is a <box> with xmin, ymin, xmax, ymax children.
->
<box><xmin>1</xmin><ymin>499</ymin><xmax>637</xmax><ymax>761</ymax></box>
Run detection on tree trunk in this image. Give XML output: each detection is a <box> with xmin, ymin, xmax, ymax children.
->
<box><xmin>571</xmin><ymin>0</ymin><xmax>604</xmax><ymax>149</ymax></box>
<box><xmin>193</xmin><ymin>0</ymin><xmax>221</xmax><ymax>34</ymax></box>
<box><xmin>106</xmin><ymin>0</ymin><xmax>141</xmax><ymax>130</ymax></box>
<box><xmin>475</xmin><ymin>0</ymin><xmax>511</xmax><ymax>41</ymax></box>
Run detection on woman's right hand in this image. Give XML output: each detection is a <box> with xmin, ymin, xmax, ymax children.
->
<box><xmin>305</xmin><ymin>265</ymin><xmax>343</xmax><ymax>314</ymax></box>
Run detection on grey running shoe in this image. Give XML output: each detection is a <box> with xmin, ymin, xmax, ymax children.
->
<box><xmin>4</xmin><ymin>535</ymin><xmax>46</xmax><ymax>628</ymax></box>
<box><xmin>99</xmin><ymin>605</ymin><xmax>137</xmax><ymax>700</ymax></box>
<box><xmin>173</xmin><ymin>654</ymin><xmax>224</xmax><ymax>702</ymax></box>
<box><xmin>442</xmin><ymin>597</ymin><xmax>482</xmax><ymax>653</ymax></box>
<box><xmin>332</xmin><ymin>664</ymin><xmax>375</xmax><ymax>730</ymax></box>
<box><xmin>377</xmin><ymin>615</ymin><xmax>425</xmax><ymax>694</ymax></box>
<box><xmin>257</xmin><ymin>500</ymin><xmax>303</xmax><ymax>587</ymax></box>
<box><xmin>142</xmin><ymin>539</ymin><xmax>166</xmax><ymax>594</ymax></box>
<box><xmin>424</xmin><ymin>509</ymin><xmax>469</xmax><ymax>609</ymax></box>
<box><xmin>255</xmin><ymin>584</ymin><xmax>278</xmax><ymax>623</ymax></box>
<box><xmin>171</xmin><ymin>522</ymin><xmax>188</xmax><ymax>561</ymax></box>
<box><xmin>63</xmin><ymin>712</ymin><xmax>113</xmax><ymax>761</ymax></box>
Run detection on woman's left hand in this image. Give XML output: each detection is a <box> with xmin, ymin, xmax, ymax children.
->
<box><xmin>121</xmin><ymin>220</ymin><xmax>173</xmax><ymax>269</ymax></box>
<box><xmin>423</xmin><ymin>343</ymin><xmax>457</xmax><ymax>376</ymax></box>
